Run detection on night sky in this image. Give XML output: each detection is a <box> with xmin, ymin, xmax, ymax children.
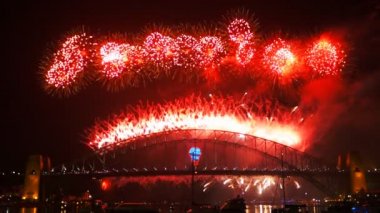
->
<box><xmin>2</xmin><ymin>0</ymin><xmax>379</xmax><ymax>171</ymax></box>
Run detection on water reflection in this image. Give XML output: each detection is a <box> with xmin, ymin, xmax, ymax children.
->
<box><xmin>20</xmin><ymin>208</ymin><xmax>37</xmax><ymax>213</ymax></box>
<box><xmin>3</xmin><ymin>205</ymin><xmax>324</xmax><ymax>213</ymax></box>
<box><xmin>247</xmin><ymin>204</ymin><xmax>274</xmax><ymax>213</ymax></box>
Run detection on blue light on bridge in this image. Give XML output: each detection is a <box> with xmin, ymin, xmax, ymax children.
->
<box><xmin>189</xmin><ymin>147</ymin><xmax>202</xmax><ymax>161</ymax></box>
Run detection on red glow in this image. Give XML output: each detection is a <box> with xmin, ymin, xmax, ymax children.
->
<box><xmin>262</xmin><ymin>38</ymin><xmax>297</xmax><ymax>75</ymax></box>
<box><xmin>101</xmin><ymin>179</ymin><xmax>111</xmax><ymax>191</ymax></box>
<box><xmin>305</xmin><ymin>39</ymin><xmax>346</xmax><ymax>76</ymax></box>
<box><xmin>88</xmin><ymin>95</ymin><xmax>303</xmax><ymax>150</ymax></box>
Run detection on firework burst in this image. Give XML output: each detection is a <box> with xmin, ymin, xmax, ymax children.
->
<box><xmin>99</xmin><ymin>42</ymin><xmax>143</xmax><ymax>79</ymax></box>
<box><xmin>88</xmin><ymin>94</ymin><xmax>304</xmax><ymax>150</ymax></box>
<box><xmin>43</xmin><ymin>33</ymin><xmax>95</xmax><ymax>95</ymax></box>
<box><xmin>197</xmin><ymin>36</ymin><xmax>226</xmax><ymax>68</ymax></box>
<box><xmin>227</xmin><ymin>19</ymin><xmax>254</xmax><ymax>45</ymax></box>
<box><xmin>174</xmin><ymin>34</ymin><xmax>202</xmax><ymax>69</ymax></box>
<box><xmin>262</xmin><ymin>38</ymin><xmax>298</xmax><ymax>76</ymax></box>
<box><xmin>236</xmin><ymin>43</ymin><xmax>255</xmax><ymax>66</ymax></box>
<box><xmin>305</xmin><ymin>38</ymin><xmax>346</xmax><ymax>76</ymax></box>
<box><xmin>41</xmin><ymin>17</ymin><xmax>347</xmax><ymax>95</ymax></box>
<box><xmin>143</xmin><ymin>32</ymin><xmax>179</xmax><ymax>70</ymax></box>
<box><xmin>99</xmin><ymin>42</ymin><xmax>130</xmax><ymax>79</ymax></box>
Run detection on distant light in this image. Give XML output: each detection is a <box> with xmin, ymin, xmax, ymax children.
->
<box><xmin>189</xmin><ymin>147</ymin><xmax>202</xmax><ymax>161</ymax></box>
<box><xmin>101</xmin><ymin>179</ymin><xmax>111</xmax><ymax>191</ymax></box>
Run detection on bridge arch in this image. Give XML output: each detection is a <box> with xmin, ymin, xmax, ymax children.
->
<box><xmin>51</xmin><ymin>129</ymin><xmax>338</xmax><ymax>195</ymax></box>
<box><xmin>94</xmin><ymin>129</ymin><xmax>330</xmax><ymax>171</ymax></box>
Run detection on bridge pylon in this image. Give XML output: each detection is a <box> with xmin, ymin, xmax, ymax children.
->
<box><xmin>22</xmin><ymin>155</ymin><xmax>50</xmax><ymax>201</ymax></box>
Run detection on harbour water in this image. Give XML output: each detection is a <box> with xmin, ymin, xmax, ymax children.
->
<box><xmin>1</xmin><ymin>204</ymin><xmax>326</xmax><ymax>213</ymax></box>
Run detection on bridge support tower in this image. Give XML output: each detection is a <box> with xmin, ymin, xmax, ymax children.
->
<box><xmin>22</xmin><ymin>155</ymin><xmax>50</xmax><ymax>201</ymax></box>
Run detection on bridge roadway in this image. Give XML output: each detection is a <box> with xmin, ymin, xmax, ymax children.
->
<box><xmin>42</xmin><ymin>168</ymin><xmax>350</xmax><ymax>178</ymax></box>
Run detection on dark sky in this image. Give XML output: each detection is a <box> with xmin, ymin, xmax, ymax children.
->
<box><xmin>2</xmin><ymin>0</ymin><xmax>379</xmax><ymax>171</ymax></box>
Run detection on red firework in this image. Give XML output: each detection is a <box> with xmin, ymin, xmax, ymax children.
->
<box><xmin>99</xmin><ymin>42</ymin><xmax>130</xmax><ymax>79</ymax></box>
<box><xmin>41</xmin><ymin>16</ymin><xmax>349</xmax><ymax>95</ymax></box>
<box><xmin>305</xmin><ymin>38</ymin><xmax>346</xmax><ymax>76</ymax></box>
<box><xmin>174</xmin><ymin>34</ymin><xmax>202</xmax><ymax>69</ymax></box>
<box><xmin>262</xmin><ymin>38</ymin><xmax>297</xmax><ymax>76</ymax></box>
<box><xmin>88</xmin><ymin>95</ymin><xmax>303</xmax><ymax>150</ymax></box>
<box><xmin>197</xmin><ymin>36</ymin><xmax>225</xmax><ymax>68</ymax></box>
<box><xmin>99</xmin><ymin>42</ymin><xmax>143</xmax><ymax>79</ymax></box>
<box><xmin>45</xmin><ymin>33</ymin><xmax>93</xmax><ymax>91</ymax></box>
<box><xmin>143</xmin><ymin>32</ymin><xmax>179</xmax><ymax>69</ymax></box>
<box><xmin>227</xmin><ymin>19</ymin><xmax>254</xmax><ymax>44</ymax></box>
<box><xmin>236</xmin><ymin>43</ymin><xmax>255</xmax><ymax>65</ymax></box>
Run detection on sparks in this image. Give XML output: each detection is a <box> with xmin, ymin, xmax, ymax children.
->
<box><xmin>262</xmin><ymin>38</ymin><xmax>297</xmax><ymax>75</ymax></box>
<box><xmin>223</xmin><ymin>178</ymin><xmax>232</xmax><ymax>185</ymax></box>
<box><xmin>99</xmin><ymin>42</ymin><xmax>129</xmax><ymax>78</ymax></box>
<box><xmin>228</xmin><ymin>19</ymin><xmax>254</xmax><ymax>44</ymax></box>
<box><xmin>197</xmin><ymin>36</ymin><xmax>225</xmax><ymax>68</ymax></box>
<box><xmin>143</xmin><ymin>32</ymin><xmax>179</xmax><ymax>69</ymax></box>
<box><xmin>236</xmin><ymin>43</ymin><xmax>255</xmax><ymax>65</ymax></box>
<box><xmin>45</xmin><ymin>33</ymin><xmax>93</xmax><ymax>89</ymax></box>
<box><xmin>294</xmin><ymin>180</ymin><xmax>301</xmax><ymax>189</ymax></box>
<box><xmin>305</xmin><ymin>39</ymin><xmax>345</xmax><ymax>76</ymax></box>
<box><xmin>219</xmin><ymin>176</ymin><xmax>276</xmax><ymax>194</ymax></box>
<box><xmin>42</xmin><ymin>17</ymin><xmax>348</xmax><ymax>95</ymax></box>
<box><xmin>175</xmin><ymin>35</ymin><xmax>201</xmax><ymax>69</ymax></box>
<box><xmin>88</xmin><ymin>95</ymin><xmax>302</xmax><ymax>149</ymax></box>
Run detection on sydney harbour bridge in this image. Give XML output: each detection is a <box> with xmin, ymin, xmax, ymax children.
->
<box><xmin>28</xmin><ymin>128</ymin><xmax>375</xmax><ymax>201</ymax></box>
<box><xmin>13</xmin><ymin>10</ymin><xmax>377</xmax><ymax>205</ymax></box>
<box><xmin>1</xmin><ymin>127</ymin><xmax>378</xmax><ymax>206</ymax></box>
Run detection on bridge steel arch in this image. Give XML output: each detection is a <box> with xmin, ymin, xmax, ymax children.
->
<box><xmin>93</xmin><ymin>129</ymin><xmax>331</xmax><ymax>171</ymax></box>
<box><xmin>50</xmin><ymin>129</ymin><xmax>340</xmax><ymax>195</ymax></box>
